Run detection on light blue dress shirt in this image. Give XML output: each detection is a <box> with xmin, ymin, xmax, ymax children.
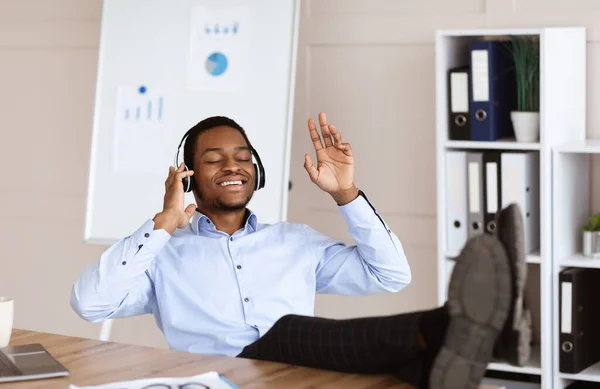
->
<box><xmin>70</xmin><ymin>194</ymin><xmax>411</xmax><ymax>357</ymax></box>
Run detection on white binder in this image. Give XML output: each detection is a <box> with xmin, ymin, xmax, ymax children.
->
<box><xmin>445</xmin><ymin>151</ymin><xmax>468</xmax><ymax>253</ymax></box>
<box><xmin>467</xmin><ymin>152</ymin><xmax>485</xmax><ymax>238</ymax></box>
<box><xmin>501</xmin><ymin>151</ymin><xmax>540</xmax><ymax>253</ymax></box>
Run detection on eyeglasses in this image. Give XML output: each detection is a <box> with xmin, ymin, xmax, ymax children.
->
<box><xmin>141</xmin><ymin>383</ymin><xmax>210</xmax><ymax>389</ymax></box>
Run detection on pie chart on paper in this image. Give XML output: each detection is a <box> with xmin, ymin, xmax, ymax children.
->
<box><xmin>206</xmin><ymin>52</ymin><xmax>228</xmax><ymax>76</ymax></box>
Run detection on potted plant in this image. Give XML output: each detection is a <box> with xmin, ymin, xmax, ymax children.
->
<box><xmin>583</xmin><ymin>212</ymin><xmax>600</xmax><ymax>257</ymax></box>
<box><xmin>504</xmin><ymin>35</ymin><xmax>540</xmax><ymax>142</ymax></box>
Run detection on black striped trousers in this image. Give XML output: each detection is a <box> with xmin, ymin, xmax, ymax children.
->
<box><xmin>237</xmin><ymin>310</ymin><xmax>431</xmax><ymax>387</ymax></box>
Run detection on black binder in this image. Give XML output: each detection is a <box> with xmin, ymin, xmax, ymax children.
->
<box><xmin>559</xmin><ymin>267</ymin><xmax>600</xmax><ymax>373</ymax></box>
<box><xmin>447</xmin><ymin>66</ymin><xmax>470</xmax><ymax>140</ymax></box>
<box><xmin>566</xmin><ymin>382</ymin><xmax>600</xmax><ymax>388</ymax></box>
<box><xmin>482</xmin><ymin>151</ymin><xmax>501</xmax><ymax>234</ymax></box>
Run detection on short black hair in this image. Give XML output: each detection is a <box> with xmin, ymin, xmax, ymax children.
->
<box><xmin>182</xmin><ymin>116</ymin><xmax>254</xmax><ymax>171</ymax></box>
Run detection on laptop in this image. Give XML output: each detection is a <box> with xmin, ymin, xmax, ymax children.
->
<box><xmin>0</xmin><ymin>343</ymin><xmax>69</xmax><ymax>382</ymax></box>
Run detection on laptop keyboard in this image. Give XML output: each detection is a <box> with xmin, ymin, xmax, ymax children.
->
<box><xmin>0</xmin><ymin>352</ymin><xmax>21</xmax><ymax>376</ymax></box>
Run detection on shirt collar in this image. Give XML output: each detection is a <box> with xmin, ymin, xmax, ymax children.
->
<box><xmin>190</xmin><ymin>208</ymin><xmax>258</xmax><ymax>234</ymax></box>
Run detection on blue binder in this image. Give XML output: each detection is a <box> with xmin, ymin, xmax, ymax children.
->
<box><xmin>469</xmin><ymin>41</ymin><xmax>517</xmax><ymax>141</ymax></box>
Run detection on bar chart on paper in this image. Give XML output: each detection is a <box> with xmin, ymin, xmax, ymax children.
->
<box><xmin>119</xmin><ymin>85</ymin><xmax>165</xmax><ymax>122</ymax></box>
<box><xmin>113</xmin><ymin>85</ymin><xmax>171</xmax><ymax>174</ymax></box>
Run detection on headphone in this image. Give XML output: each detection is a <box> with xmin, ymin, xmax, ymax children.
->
<box><xmin>174</xmin><ymin>128</ymin><xmax>266</xmax><ymax>193</ymax></box>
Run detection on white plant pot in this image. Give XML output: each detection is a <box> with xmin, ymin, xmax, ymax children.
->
<box><xmin>583</xmin><ymin>231</ymin><xmax>600</xmax><ymax>257</ymax></box>
<box><xmin>511</xmin><ymin>111</ymin><xmax>540</xmax><ymax>142</ymax></box>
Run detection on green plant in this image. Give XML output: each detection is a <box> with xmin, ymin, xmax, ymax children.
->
<box><xmin>583</xmin><ymin>212</ymin><xmax>600</xmax><ymax>232</ymax></box>
<box><xmin>503</xmin><ymin>35</ymin><xmax>540</xmax><ymax>112</ymax></box>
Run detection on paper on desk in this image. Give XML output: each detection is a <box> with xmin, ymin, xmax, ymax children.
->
<box><xmin>68</xmin><ymin>371</ymin><xmax>239</xmax><ymax>389</ymax></box>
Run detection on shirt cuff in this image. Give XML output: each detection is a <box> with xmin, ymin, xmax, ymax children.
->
<box><xmin>338</xmin><ymin>192</ymin><xmax>389</xmax><ymax>231</ymax></box>
<box><xmin>131</xmin><ymin>219</ymin><xmax>171</xmax><ymax>254</ymax></box>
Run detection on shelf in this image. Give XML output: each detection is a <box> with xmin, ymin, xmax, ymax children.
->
<box><xmin>482</xmin><ymin>378</ymin><xmax>541</xmax><ymax>389</ymax></box>
<box><xmin>559</xmin><ymin>360</ymin><xmax>600</xmax><ymax>382</ymax></box>
<box><xmin>527</xmin><ymin>250</ymin><xmax>541</xmax><ymax>264</ymax></box>
<box><xmin>438</xmin><ymin>28</ymin><xmax>544</xmax><ymax>37</ymax></box>
<box><xmin>487</xmin><ymin>344</ymin><xmax>542</xmax><ymax>375</ymax></box>
<box><xmin>436</xmin><ymin>28</ymin><xmax>587</xmax><ymax>387</ymax></box>
<box><xmin>560</xmin><ymin>253</ymin><xmax>600</xmax><ymax>269</ymax></box>
<box><xmin>444</xmin><ymin>249</ymin><xmax>541</xmax><ymax>264</ymax></box>
<box><xmin>554</xmin><ymin>139</ymin><xmax>600</xmax><ymax>154</ymax></box>
<box><xmin>444</xmin><ymin>139</ymin><xmax>541</xmax><ymax>151</ymax></box>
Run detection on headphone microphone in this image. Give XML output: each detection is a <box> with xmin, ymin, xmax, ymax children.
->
<box><xmin>174</xmin><ymin>129</ymin><xmax>266</xmax><ymax>193</ymax></box>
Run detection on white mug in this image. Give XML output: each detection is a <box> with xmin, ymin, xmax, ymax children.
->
<box><xmin>0</xmin><ymin>297</ymin><xmax>13</xmax><ymax>347</ymax></box>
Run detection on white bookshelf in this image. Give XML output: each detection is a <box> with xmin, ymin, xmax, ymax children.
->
<box><xmin>559</xmin><ymin>361</ymin><xmax>600</xmax><ymax>383</ymax></box>
<box><xmin>560</xmin><ymin>253</ymin><xmax>600</xmax><ymax>269</ymax></box>
<box><xmin>487</xmin><ymin>344</ymin><xmax>543</xmax><ymax>376</ymax></box>
<box><xmin>445</xmin><ymin>139</ymin><xmax>542</xmax><ymax>151</ymax></box>
<box><xmin>444</xmin><ymin>249</ymin><xmax>541</xmax><ymax>264</ymax></box>
<box><xmin>552</xmin><ymin>141</ymin><xmax>600</xmax><ymax>389</ymax></box>
<box><xmin>435</xmin><ymin>27</ymin><xmax>586</xmax><ymax>389</ymax></box>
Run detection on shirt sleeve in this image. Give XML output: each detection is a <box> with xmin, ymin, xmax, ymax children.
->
<box><xmin>313</xmin><ymin>191</ymin><xmax>411</xmax><ymax>295</ymax></box>
<box><xmin>70</xmin><ymin>219</ymin><xmax>171</xmax><ymax>322</ymax></box>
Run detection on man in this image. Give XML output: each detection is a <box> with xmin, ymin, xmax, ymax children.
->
<box><xmin>71</xmin><ymin>114</ymin><xmax>525</xmax><ymax>388</ymax></box>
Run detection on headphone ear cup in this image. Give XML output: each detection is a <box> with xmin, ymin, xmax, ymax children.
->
<box><xmin>253</xmin><ymin>164</ymin><xmax>259</xmax><ymax>191</ymax></box>
<box><xmin>259</xmin><ymin>163</ymin><xmax>265</xmax><ymax>189</ymax></box>
<box><xmin>187</xmin><ymin>175</ymin><xmax>195</xmax><ymax>193</ymax></box>
<box><xmin>253</xmin><ymin>162</ymin><xmax>265</xmax><ymax>190</ymax></box>
<box><xmin>182</xmin><ymin>165</ymin><xmax>193</xmax><ymax>193</ymax></box>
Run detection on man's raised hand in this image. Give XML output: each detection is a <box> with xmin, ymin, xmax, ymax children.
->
<box><xmin>153</xmin><ymin>163</ymin><xmax>196</xmax><ymax>234</ymax></box>
<box><xmin>304</xmin><ymin>112</ymin><xmax>358</xmax><ymax>205</ymax></box>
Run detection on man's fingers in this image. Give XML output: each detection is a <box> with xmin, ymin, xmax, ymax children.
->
<box><xmin>303</xmin><ymin>154</ymin><xmax>318</xmax><ymax>182</ymax></box>
<box><xmin>184</xmin><ymin>204</ymin><xmax>196</xmax><ymax>218</ymax></box>
<box><xmin>318</xmin><ymin>112</ymin><xmax>328</xmax><ymax>128</ymax></box>
<box><xmin>308</xmin><ymin>118</ymin><xmax>323</xmax><ymax>151</ymax></box>
<box><xmin>176</xmin><ymin>162</ymin><xmax>185</xmax><ymax>172</ymax></box>
<box><xmin>318</xmin><ymin>113</ymin><xmax>333</xmax><ymax>147</ymax></box>
<box><xmin>336</xmin><ymin>143</ymin><xmax>352</xmax><ymax>155</ymax></box>
<box><xmin>329</xmin><ymin>125</ymin><xmax>352</xmax><ymax>154</ymax></box>
<box><xmin>329</xmin><ymin>125</ymin><xmax>343</xmax><ymax>145</ymax></box>
<box><xmin>165</xmin><ymin>166</ymin><xmax>175</xmax><ymax>186</ymax></box>
<box><xmin>166</xmin><ymin>170</ymin><xmax>194</xmax><ymax>188</ymax></box>
<box><xmin>322</xmin><ymin>125</ymin><xmax>334</xmax><ymax>147</ymax></box>
<box><xmin>174</xmin><ymin>170</ymin><xmax>194</xmax><ymax>181</ymax></box>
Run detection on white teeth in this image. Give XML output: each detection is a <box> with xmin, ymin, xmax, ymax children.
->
<box><xmin>220</xmin><ymin>180</ymin><xmax>243</xmax><ymax>187</ymax></box>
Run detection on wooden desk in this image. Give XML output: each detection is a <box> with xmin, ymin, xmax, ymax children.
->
<box><xmin>7</xmin><ymin>329</ymin><xmax>503</xmax><ymax>389</ymax></box>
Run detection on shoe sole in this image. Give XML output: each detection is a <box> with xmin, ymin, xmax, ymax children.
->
<box><xmin>495</xmin><ymin>203</ymin><xmax>531</xmax><ymax>366</ymax></box>
<box><xmin>429</xmin><ymin>235</ymin><xmax>512</xmax><ymax>389</ymax></box>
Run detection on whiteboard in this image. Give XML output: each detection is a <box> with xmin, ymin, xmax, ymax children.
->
<box><xmin>85</xmin><ymin>0</ymin><xmax>300</xmax><ymax>244</ymax></box>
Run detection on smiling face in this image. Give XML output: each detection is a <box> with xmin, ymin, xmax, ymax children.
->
<box><xmin>191</xmin><ymin>125</ymin><xmax>255</xmax><ymax>212</ymax></box>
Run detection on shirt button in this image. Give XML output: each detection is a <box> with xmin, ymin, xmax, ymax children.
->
<box><xmin>144</xmin><ymin>233</ymin><xmax>150</xmax><ymax>238</ymax></box>
<box><xmin>122</xmin><ymin>261</ymin><xmax>127</xmax><ymax>265</ymax></box>
<box><xmin>237</xmin><ymin>265</ymin><xmax>242</xmax><ymax>270</ymax></box>
<box><xmin>230</xmin><ymin>237</ymin><xmax>234</xmax><ymax>241</ymax></box>
<box><xmin>244</xmin><ymin>297</ymin><xmax>249</xmax><ymax>303</ymax></box>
